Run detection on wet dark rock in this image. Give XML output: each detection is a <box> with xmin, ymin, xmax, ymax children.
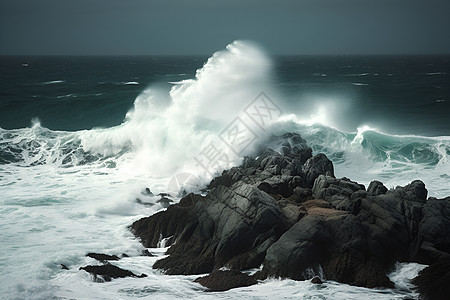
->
<box><xmin>143</xmin><ymin>183</ymin><xmax>286</xmax><ymax>275</ymax></box>
<box><xmin>303</xmin><ymin>154</ymin><xmax>334</xmax><ymax>187</ymax></box>
<box><xmin>194</xmin><ymin>270</ymin><xmax>257</xmax><ymax>291</ymax></box>
<box><xmin>367</xmin><ymin>180</ymin><xmax>388</xmax><ymax>196</ymax></box>
<box><xmin>312</xmin><ymin>175</ymin><xmax>365</xmax><ymax>213</ymax></box>
<box><xmin>130</xmin><ymin>133</ymin><xmax>450</xmax><ymax>291</ymax></box>
<box><xmin>86</xmin><ymin>253</ymin><xmax>120</xmax><ymax>261</ymax></box>
<box><xmin>157</xmin><ymin>196</ymin><xmax>173</xmax><ymax>208</ymax></box>
<box><xmin>412</xmin><ymin>196</ymin><xmax>450</xmax><ymax>263</ymax></box>
<box><xmin>131</xmin><ymin>193</ymin><xmax>203</xmax><ymax>249</ymax></box>
<box><xmin>293</xmin><ymin>186</ymin><xmax>313</xmax><ymax>200</ymax></box>
<box><xmin>389</xmin><ymin>180</ymin><xmax>428</xmax><ymax>203</ymax></box>
<box><xmin>262</xmin><ymin>132</ymin><xmax>312</xmax><ymax>163</ymax></box>
<box><xmin>209</xmin><ymin>133</ymin><xmax>311</xmax><ymax>193</ymax></box>
<box><xmin>279</xmin><ymin>201</ymin><xmax>304</xmax><ymax>226</ymax></box>
<box><xmin>311</xmin><ymin>276</ymin><xmax>323</xmax><ymax>284</ymax></box>
<box><xmin>262</xmin><ymin>210</ymin><xmax>396</xmax><ymax>288</ymax></box>
<box><xmin>79</xmin><ymin>264</ymin><xmax>147</xmax><ymax>282</ymax></box>
<box><xmin>136</xmin><ymin>188</ymin><xmax>156</xmax><ymax>206</ymax></box>
<box><xmin>261</xmin><ymin>177</ymin><xmax>443</xmax><ymax>288</ymax></box>
<box><xmin>143</xmin><ymin>188</ymin><xmax>154</xmax><ymax>196</ymax></box>
<box><xmin>412</xmin><ymin>257</ymin><xmax>450</xmax><ymax>300</ymax></box>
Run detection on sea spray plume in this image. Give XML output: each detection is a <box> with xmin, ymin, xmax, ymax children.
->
<box><xmin>82</xmin><ymin>41</ymin><xmax>273</xmax><ymax>179</ymax></box>
<box><xmin>0</xmin><ymin>41</ymin><xmax>274</xmax><ymax>180</ymax></box>
<box><xmin>168</xmin><ymin>40</ymin><xmax>271</xmax><ymax>125</ymax></box>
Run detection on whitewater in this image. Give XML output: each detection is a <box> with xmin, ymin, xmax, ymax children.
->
<box><xmin>1</xmin><ymin>41</ymin><xmax>449</xmax><ymax>299</ymax></box>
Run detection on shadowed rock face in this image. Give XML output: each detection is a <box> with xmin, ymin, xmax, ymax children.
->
<box><xmin>130</xmin><ymin>133</ymin><xmax>450</xmax><ymax>293</ymax></box>
<box><xmin>137</xmin><ymin>182</ymin><xmax>288</xmax><ymax>275</ymax></box>
<box><xmin>412</xmin><ymin>257</ymin><xmax>450</xmax><ymax>300</ymax></box>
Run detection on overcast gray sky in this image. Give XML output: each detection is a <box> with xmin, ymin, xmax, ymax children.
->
<box><xmin>1</xmin><ymin>0</ymin><xmax>449</xmax><ymax>55</ymax></box>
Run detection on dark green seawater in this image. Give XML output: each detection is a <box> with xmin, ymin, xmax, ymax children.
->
<box><xmin>1</xmin><ymin>55</ymin><xmax>449</xmax><ymax>135</ymax></box>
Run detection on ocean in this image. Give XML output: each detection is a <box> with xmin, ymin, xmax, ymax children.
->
<box><xmin>1</xmin><ymin>41</ymin><xmax>449</xmax><ymax>299</ymax></box>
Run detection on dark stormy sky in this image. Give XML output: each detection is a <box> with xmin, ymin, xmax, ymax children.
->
<box><xmin>1</xmin><ymin>0</ymin><xmax>449</xmax><ymax>55</ymax></box>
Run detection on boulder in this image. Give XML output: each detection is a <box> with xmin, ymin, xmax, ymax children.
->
<box><xmin>194</xmin><ymin>270</ymin><xmax>257</xmax><ymax>291</ymax></box>
<box><xmin>156</xmin><ymin>196</ymin><xmax>173</xmax><ymax>208</ymax></box>
<box><xmin>79</xmin><ymin>264</ymin><xmax>147</xmax><ymax>282</ymax></box>
<box><xmin>312</xmin><ymin>175</ymin><xmax>365</xmax><ymax>213</ymax></box>
<box><xmin>413</xmin><ymin>196</ymin><xmax>450</xmax><ymax>263</ymax></box>
<box><xmin>367</xmin><ymin>181</ymin><xmax>387</xmax><ymax>196</ymax></box>
<box><xmin>304</xmin><ymin>154</ymin><xmax>334</xmax><ymax>187</ymax></box>
<box><xmin>311</xmin><ymin>276</ymin><xmax>323</xmax><ymax>284</ymax></box>
<box><xmin>132</xmin><ymin>183</ymin><xmax>286</xmax><ymax>275</ymax></box>
<box><xmin>130</xmin><ymin>193</ymin><xmax>203</xmax><ymax>249</ymax></box>
<box><xmin>412</xmin><ymin>257</ymin><xmax>450</xmax><ymax>300</ymax></box>
<box><xmin>263</xmin><ymin>132</ymin><xmax>312</xmax><ymax>163</ymax></box>
<box><xmin>293</xmin><ymin>186</ymin><xmax>312</xmax><ymax>200</ymax></box>
<box><xmin>209</xmin><ymin>133</ymin><xmax>312</xmax><ymax>193</ymax></box>
<box><xmin>86</xmin><ymin>253</ymin><xmax>120</xmax><ymax>261</ymax></box>
<box><xmin>262</xmin><ymin>214</ymin><xmax>335</xmax><ymax>281</ymax></box>
<box><xmin>388</xmin><ymin>180</ymin><xmax>428</xmax><ymax>203</ymax></box>
<box><xmin>262</xmin><ymin>211</ymin><xmax>394</xmax><ymax>288</ymax></box>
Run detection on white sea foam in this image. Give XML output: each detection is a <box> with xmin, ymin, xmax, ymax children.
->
<box><xmin>425</xmin><ymin>72</ymin><xmax>447</xmax><ymax>75</ymax></box>
<box><xmin>77</xmin><ymin>40</ymin><xmax>274</xmax><ymax>181</ymax></box>
<box><xmin>57</xmin><ymin>93</ymin><xmax>77</xmax><ymax>99</ymax></box>
<box><xmin>271</xmin><ymin>120</ymin><xmax>450</xmax><ymax>198</ymax></box>
<box><xmin>343</xmin><ymin>72</ymin><xmax>370</xmax><ymax>77</ymax></box>
<box><xmin>39</xmin><ymin>80</ymin><xmax>65</xmax><ymax>85</ymax></box>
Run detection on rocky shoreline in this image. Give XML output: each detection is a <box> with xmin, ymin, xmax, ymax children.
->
<box><xmin>128</xmin><ymin>133</ymin><xmax>449</xmax><ymax>299</ymax></box>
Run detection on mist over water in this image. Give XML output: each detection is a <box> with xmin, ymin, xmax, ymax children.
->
<box><xmin>0</xmin><ymin>41</ymin><xmax>449</xmax><ymax>299</ymax></box>
<box><xmin>273</xmin><ymin>55</ymin><xmax>450</xmax><ymax>135</ymax></box>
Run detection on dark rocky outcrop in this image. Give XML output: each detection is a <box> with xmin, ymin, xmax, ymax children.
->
<box><xmin>132</xmin><ymin>133</ymin><xmax>314</xmax><ymax>275</ymax></box>
<box><xmin>261</xmin><ymin>176</ymin><xmax>448</xmax><ymax>288</ymax></box>
<box><xmin>194</xmin><ymin>270</ymin><xmax>257</xmax><ymax>291</ymax></box>
<box><xmin>367</xmin><ymin>180</ymin><xmax>388</xmax><ymax>196</ymax></box>
<box><xmin>86</xmin><ymin>253</ymin><xmax>120</xmax><ymax>262</ymax></box>
<box><xmin>130</xmin><ymin>133</ymin><xmax>450</xmax><ymax>294</ymax></box>
<box><xmin>79</xmin><ymin>264</ymin><xmax>147</xmax><ymax>282</ymax></box>
<box><xmin>312</xmin><ymin>175</ymin><xmax>365</xmax><ymax>213</ymax></box>
<box><xmin>412</xmin><ymin>257</ymin><xmax>450</xmax><ymax>300</ymax></box>
<box><xmin>311</xmin><ymin>276</ymin><xmax>323</xmax><ymax>284</ymax></box>
<box><xmin>413</xmin><ymin>196</ymin><xmax>450</xmax><ymax>264</ymax></box>
<box><xmin>136</xmin><ymin>183</ymin><xmax>287</xmax><ymax>275</ymax></box>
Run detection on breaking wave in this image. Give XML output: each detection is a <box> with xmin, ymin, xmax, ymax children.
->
<box><xmin>1</xmin><ymin>41</ymin><xmax>449</xmax><ymax>197</ymax></box>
